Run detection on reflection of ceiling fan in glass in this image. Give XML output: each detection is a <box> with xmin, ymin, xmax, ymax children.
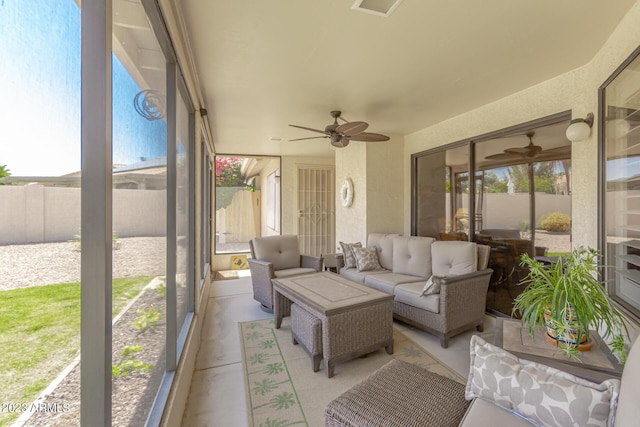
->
<box><xmin>485</xmin><ymin>131</ymin><xmax>570</xmax><ymax>160</ymax></box>
<box><xmin>288</xmin><ymin>111</ymin><xmax>390</xmax><ymax>148</ymax></box>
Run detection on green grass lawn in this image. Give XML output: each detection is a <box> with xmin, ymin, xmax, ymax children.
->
<box><xmin>0</xmin><ymin>276</ymin><xmax>152</xmax><ymax>426</ymax></box>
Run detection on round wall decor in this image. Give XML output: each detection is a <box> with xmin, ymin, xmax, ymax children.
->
<box><xmin>340</xmin><ymin>178</ymin><xmax>354</xmax><ymax>207</ymax></box>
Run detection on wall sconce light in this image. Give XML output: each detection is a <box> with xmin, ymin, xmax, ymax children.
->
<box><xmin>565</xmin><ymin>113</ymin><xmax>594</xmax><ymax>142</ymax></box>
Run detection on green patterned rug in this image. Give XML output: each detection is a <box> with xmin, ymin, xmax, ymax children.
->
<box><xmin>239</xmin><ymin>317</ymin><xmax>465</xmax><ymax>427</ymax></box>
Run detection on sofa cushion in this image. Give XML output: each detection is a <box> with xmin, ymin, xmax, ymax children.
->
<box><xmin>392</xmin><ymin>236</ymin><xmax>435</xmax><ymax>278</ymax></box>
<box><xmin>339</xmin><ymin>241</ymin><xmax>362</xmax><ymax>269</ymax></box>
<box><xmin>394</xmin><ymin>282</ymin><xmax>439</xmax><ymax>313</ymax></box>
<box><xmin>431</xmin><ymin>241</ymin><xmax>477</xmax><ymax>276</ymax></box>
<box><xmin>364</xmin><ymin>272</ymin><xmax>425</xmax><ymax>293</ymax></box>
<box><xmin>459</xmin><ymin>398</ymin><xmax>533</xmax><ymax>427</ymax></box>
<box><xmin>251</xmin><ymin>235</ymin><xmax>301</xmax><ymax>271</ymax></box>
<box><xmin>273</xmin><ymin>267</ymin><xmax>317</xmax><ymax>278</ymax></box>
<box><xmin>339</xmin><ymin>267</ymin><xmax>386</xmax><ymax>284</ymax></box>
<box><xmin>352</xmin><ymin>246</ymin><xmax>383</xmax><ymax>272</ymax></box>
<box><xmin>615</xmin><ymin>336</ymin><xmax>640</xmax><ymax>427</ymax></box>
<box><xmin>367</xmin><ymin>233</ymin><xmax>399</xmax><ymax>271</ymax></box>
<box><xmin>466</xmin><ymin>335</ymin><xmax>620</xmax><ymax>427</ymax></box>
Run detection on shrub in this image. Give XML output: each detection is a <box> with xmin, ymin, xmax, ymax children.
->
<box><xmin>538</xmin><ymin>212</ymin><xmax>571</xmax><ymax>232</ymax></box>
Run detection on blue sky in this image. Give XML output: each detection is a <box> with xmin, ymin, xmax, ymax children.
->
<box><xmin>0</xmin><ymin>0</ymin><xmax>166</xmax><ymax>177</ymax></box>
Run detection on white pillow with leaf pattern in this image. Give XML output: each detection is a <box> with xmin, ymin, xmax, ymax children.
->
<box><xmin>466</xmin><ymin>335</ymin><xmax>620</xmax><ymax>427</ymax></box>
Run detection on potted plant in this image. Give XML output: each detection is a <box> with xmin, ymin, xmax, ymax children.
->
<box><xmin>512</xmin><ymin>246</ymin><xmax>628</xmax><ymax>363</ymax></box>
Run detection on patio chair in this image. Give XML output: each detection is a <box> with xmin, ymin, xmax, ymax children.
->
<box><xmin>247</xmin><ymin>235</ymin><xmax>323</xmax><ymax>312</ymax></box>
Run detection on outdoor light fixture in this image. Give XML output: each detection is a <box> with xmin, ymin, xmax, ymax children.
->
<box><xmin>565</xmin><ymin>113</ymin><xmax>594</xmax><ymax>142</ymax></box>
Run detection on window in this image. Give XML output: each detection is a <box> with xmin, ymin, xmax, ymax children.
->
<box><xmin>0</xmin><ymin>1</ymin><xmax>81</xmax><ymax>424</ymax></box>
<box><xmin>0</xmin><ymin>0</ymin><xmax>202</xmax><ymax>424</ymax></box>
<box><xmin>412</xmin><ymin>115</ymin><xmax>571</xmax><ymax>317</ymax></box>
<box><xmin>600</xmin><ymin>44</ymin><xmax>640</xmax><ymax>320</ymax></box>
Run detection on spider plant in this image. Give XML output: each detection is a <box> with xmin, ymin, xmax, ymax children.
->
<box><xmin>512</xmin><ymin>246</ymin><xmax>628</xmax><ymax>363</ymax></box>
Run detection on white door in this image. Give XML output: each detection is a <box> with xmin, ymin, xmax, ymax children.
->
<box><xmin>297</xmin><ymin>165</ymin><xmax>335</xmax><ymax>257</ymax></box>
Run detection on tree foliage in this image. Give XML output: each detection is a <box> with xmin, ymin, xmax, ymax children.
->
<box><xmin>0</xmin><ymin>164</ymin><xmax>10</xmax><ymax>185</ymax></box>
<box><xmin>0</xmin><ymin>164</ymin><xmax>10</xmax><ymax>178</ymax></box>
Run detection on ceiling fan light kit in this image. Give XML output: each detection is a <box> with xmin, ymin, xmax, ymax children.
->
<box><xmin>289</xmin><ymin>111</ymin><xmax>390</xmax><ymax>148</ymax></box>
<box><xmin>566</xmin><ymin>112</ymin><xmax>594</xmax><ymax>142</ymax></box>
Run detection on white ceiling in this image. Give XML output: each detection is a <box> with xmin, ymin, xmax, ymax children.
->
<box><xmin>179</xmin><ymin>0</ymin><xmax>636</xmax><ymax>157</ymax></box>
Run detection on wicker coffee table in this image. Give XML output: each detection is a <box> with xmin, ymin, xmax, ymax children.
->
<box><xmin>272</xmin><ymin>271</ymin><xmax>394</xmax><ymax>378</ymax></box>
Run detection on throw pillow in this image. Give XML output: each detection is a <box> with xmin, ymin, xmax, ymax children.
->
<box><xmin>352</xmin><ymin>247</ymin><xmax>382</xmax><ymax>272</ymax></box>
<box><xmin>466</xmin><ymin>335</ymin><xmax>620</xmax><ymax>427</ymax></box>
<box><xmin>421</xmin><ymin>275</ymin><xmax>439</xmax><ymax>296</ymax></box>
<box><xmin>339</xmin><ymin>241</ymin><xmax>362</xmax><ymax>269</ymax></box>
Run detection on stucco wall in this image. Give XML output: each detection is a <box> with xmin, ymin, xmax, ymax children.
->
<box><xmin>0</xmin><ymin>186</ymin><xmax>166</xmax><ymax>244</ymax></box>
<box><xmin>335</xmin><ymin>136</ymin><xmax>404</xmax><ymax>248</ymax></box>
<box><xmin>403</xmin><ymin>0</ymin><xmax>640</xmax><ymax>250</ymax></box>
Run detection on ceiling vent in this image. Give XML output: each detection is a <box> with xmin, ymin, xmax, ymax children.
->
<box><xmin>352</xmin><ymin>0</ymin><xmax>404</xmax><ymax>17</ymax></box>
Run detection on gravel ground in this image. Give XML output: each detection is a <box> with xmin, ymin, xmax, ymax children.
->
<box><xmin>532</xmin><ymin>230</ymin><xmax>571</xmax><ymax>253</ymax></box>
<box><xmin>0</xmin><ymin>236</ymin><xmax>166</xmax><ymax>291</ymax></box>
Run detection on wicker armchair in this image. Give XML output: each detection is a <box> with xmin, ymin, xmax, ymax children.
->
<box><xmin>247</xmin><ymin>235</ymin><xmax>323</xmax><ymax>311</ymax></box>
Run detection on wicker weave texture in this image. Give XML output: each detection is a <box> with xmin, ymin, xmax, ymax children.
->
<box><xmin>394</xmin><ymin>269</ymin><xmax>492</xmax><ymax>347</ymax></box>
<box><xmin>291</xmin><ymin>303</ymin><xmax>323</xmax><ymax>356</ymax></box>
<box><xmin>247</xmin><ymin>246</ymin><xmax>323</xmax><ymax>310</ymax></box>
<box><xmin>325</xmin><ymin>359</ymin><xmax>470</xmax><ymax>427</ymax></box>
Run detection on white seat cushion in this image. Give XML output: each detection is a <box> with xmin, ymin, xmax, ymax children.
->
<box><xmin>364</xmin><ymin>272</ymin><xmax>424</xmax><ymax>295</ymax></box>
<box><xmin>339</xmin><ymin>267</ymin><xmax>386</xmax><ymax>284</ymax></box>
<box><xmin>274</xmin><ymin>267</ymin><xmax>316</xmax><ymax>278</ymax></box>
<box><xmin>394</xmin><ymin>282</ymin><xmax>440</xmax><ymax>313</ymax></box>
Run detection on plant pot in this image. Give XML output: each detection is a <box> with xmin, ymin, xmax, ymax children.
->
<box><xmin>543</xmin><ymin>306</ymin><xmax>593</xmax><ymax>352</ymax></box>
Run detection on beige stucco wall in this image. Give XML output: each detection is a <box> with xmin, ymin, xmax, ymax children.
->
<box><xmin>335</xmin><ymin>135</ymin><xmax>404</xmax><ymax>248</ymax></box>
<box><xmin>403</xmin><ymin>1</ymin><xmax>640</xmax><ymax>250</ymax></box>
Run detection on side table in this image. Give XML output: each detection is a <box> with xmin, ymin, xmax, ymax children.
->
<box><xmin>495</xmin><ymin>318</ymin><xmax>623</xmax><ymax>382</ymax></box>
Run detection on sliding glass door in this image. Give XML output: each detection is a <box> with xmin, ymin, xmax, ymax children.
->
<box><xmin>412</xmin><ymin>115</ymin><xmax>572</xmax><ymax>316</ymax></box>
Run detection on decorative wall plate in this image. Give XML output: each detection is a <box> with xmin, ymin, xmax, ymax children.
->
<box><xmin>340</xmin><ymin>178</ymin><xmax>354</xmax><ymax>207</ymax></box>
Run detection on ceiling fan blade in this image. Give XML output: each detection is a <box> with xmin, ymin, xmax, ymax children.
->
<box><xmin>336</xmin><ymin>121</ymin><xmax>368</xmax><ymax>136</ymax></box>
<box><xmin>485</xmin><ymin>152</ymin><xmax>518</xmax><ymax>160</ymax></box>
<box><xmin>289</xmin><ymin>136</ymin><xmax>328</xmax><ymax>141</ymax></box>
<box><xmin>350</xmin><ymin>132</ymin><xmax>390</xmax><ymax>142</ymax></box>
<box><xmin>288</xmin><ymin>124</ymin><xmax>328</xmax><ymax>135</ymax></box>
<box><xmin>541</xmin><ymin>146</ymin><xmax>571</xmax><ymax>155</ymax></box>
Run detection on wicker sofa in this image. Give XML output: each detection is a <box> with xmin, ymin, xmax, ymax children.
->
<box><xmin>337</xmin><ymin>233</ymin><xmax>492</xmax><ymax>348</ymax></box>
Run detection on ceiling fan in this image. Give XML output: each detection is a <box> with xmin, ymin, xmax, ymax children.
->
<box><xmin>484</xmin><ymin>131</ymin><xmax>569</xmax><ymax>160</ymax></box>
<box><xmin>289</xmin><ymin>111</ymin><xmax>390</xmax><ymax>148</ymax></box>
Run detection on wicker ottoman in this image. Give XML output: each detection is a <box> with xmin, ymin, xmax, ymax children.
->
<box><xmin>291</xmin><ymin>303</ymin><xmax>323</xmax><ymax>372</ymax></box>
<box><xmin>325</xmin><ymin>359</ymin><xmax>470</xmax><ymax>427</ymax></box>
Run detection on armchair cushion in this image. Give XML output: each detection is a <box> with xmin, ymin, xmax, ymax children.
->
<box><xmin>466</xmin><ymin>336</ymin><xmax>620</xmax><ymax>427</ymax></box>
<box><xmin>273</xmin><ymin>267</ymin><xmax>317</xmax><ymax>278</ymax></box>
<box><xmin>251</xmin><ymin>235</ymin><xmax>301</xmax><ymax>271</ymax></box>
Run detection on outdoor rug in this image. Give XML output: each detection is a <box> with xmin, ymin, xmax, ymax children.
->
<box><xmin>239</xmin><ymin>317</ymin><xmax>465</xmax><ymax>427</ymax></box>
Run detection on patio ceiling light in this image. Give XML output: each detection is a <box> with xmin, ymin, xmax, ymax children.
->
<box><xmin>565</xmin><ymin>113</ymin><xmax>594</xmax><ymax>142</ymax></box>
